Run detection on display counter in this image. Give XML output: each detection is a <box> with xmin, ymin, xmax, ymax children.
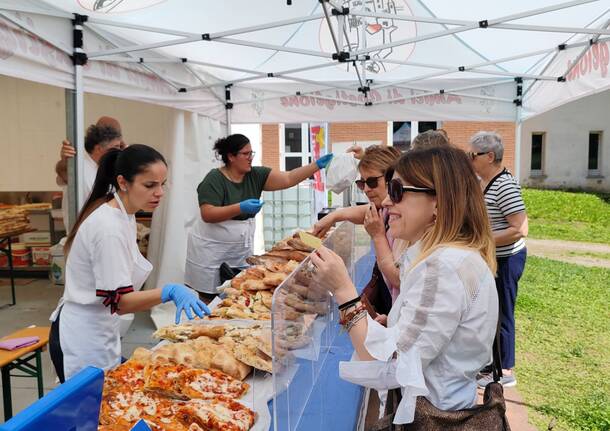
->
<box><xmin>2</xmin><ymin>222</ymin><xmax>373</xmax><ymax>431</ymax></box>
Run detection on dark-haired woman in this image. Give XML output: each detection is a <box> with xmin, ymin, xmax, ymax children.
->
<box><xmin>49</xmin><ymin>145</ymin><xmax>210</xmax><ymax>382</ymax></box>
<box><xmin>185</xmin><ymin>133</ymin><xmax>333</xmax><ymax>299</ymax></box>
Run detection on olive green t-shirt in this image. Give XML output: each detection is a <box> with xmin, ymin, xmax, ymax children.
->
<box><xmin>197</xmin><ymin>166</ymin><xmax>272</xmax><ymax>220</ymax></box>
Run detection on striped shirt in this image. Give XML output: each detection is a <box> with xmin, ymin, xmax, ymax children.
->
<box><xmin>484</xmin><ymin>169</ymin><xmax>526</xmax><ymax>258</ymax></box>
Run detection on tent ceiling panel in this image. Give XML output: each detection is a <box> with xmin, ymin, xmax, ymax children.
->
<box><xmin>0</xmin><ymin>0</ymin><xmax>607</xmax><ymax>122</ymax></box>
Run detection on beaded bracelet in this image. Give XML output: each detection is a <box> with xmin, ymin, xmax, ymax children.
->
<box><xmin>345</xmin><ymin>310</ymin><xmax>367</xmax><ymax>333</ymax></box>
<box><xmin>339</xmin><ymin>303</ymin><xmax>366</xmax><ymax>326</ymax></box>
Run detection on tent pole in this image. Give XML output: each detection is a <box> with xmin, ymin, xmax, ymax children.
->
<box><xmin>514</xmin><ymin>106</ymin><xmax>523</xmax><ymax>182</ymax></box>
<box><xmin>225</xmin><ymin>85</ymin><xmax>232</xmax><ymax>135</ymax></box>
<box><xmin>66</xmin><ymin>14</ymin><xmax>87</xmax><ymax>229</ymax></box>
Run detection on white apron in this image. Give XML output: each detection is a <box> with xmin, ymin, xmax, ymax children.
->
<box><xmin>58</xmin><ymin>194</ymin><xmax>152</xmax><ymax>380</ymax></box>
<box><xmin>184</xmin><ymin>217</ymin><xmax>255</xmax><ymax>294</ymax></box>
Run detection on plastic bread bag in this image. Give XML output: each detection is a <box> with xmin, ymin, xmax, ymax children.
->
<box><xmin>325</xmin><ymin>153</ymin><xmax>359</xmax><ymax>194</ymax></box>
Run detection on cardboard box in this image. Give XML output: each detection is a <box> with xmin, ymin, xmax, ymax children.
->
<box><xmin>21</xmin><ymin>231</ymin><xmax>51</xmax><ymax>246</ymax></box>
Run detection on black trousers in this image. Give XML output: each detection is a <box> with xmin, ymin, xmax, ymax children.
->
<box><xmin>48</xmin><ymin>307</ymin><xmax>66</xmax><ymax>383</ymax></box>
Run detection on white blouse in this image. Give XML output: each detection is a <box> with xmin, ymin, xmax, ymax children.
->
<box><xmin>340</xmin><ymin>243</ymin><xmax>498</xmax><ymax>424</ymax></box>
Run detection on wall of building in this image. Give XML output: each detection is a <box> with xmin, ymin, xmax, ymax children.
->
<box><xmin>443</xmin><ymin>121</ymin><xmax>516</xmax><ymax>173</ymax></box>
<box><xmin>0</xmin><ymin>75</ymin><xmax>177</xmax><ymax>192</ymax></box>
<box><xmin>328</xmin><ymin>122</ymin><xmax>388</xmax><ymax>149</ymax></box>
<box><xmin>520</xmin><ymin>90</ymin><xmax>610</xmax><ymax>192</ymax></box>
<box><xmin>261</xmin><ymin>124</ymin><xmax>280</xmax><ymax>171</ymax></box>
<box><xmin>261</xmin><ymin>120</ymin><xmax>518</xmax><ymax>173</ymax></box>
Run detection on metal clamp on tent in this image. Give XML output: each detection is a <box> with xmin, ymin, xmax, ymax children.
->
<box><xmin>478</xmin><ymin>20</ymin><xmax>489</xmax><ymax>28</ymax></box>
<box><xmin>514</xmin><ymin>77</ymin><xmax>523</xmax><ymax>84</ymax></box>
<box><xmin>178</xmin><ymin>88</ymin><xmax>187</xmax><ymax>93</ymax></box>
<box><xmin>513</xmin><ymin>98</ymin><xmax>522</xmax><ymax>106</ymax></box>
<box><xmin>365</xmin><ymin>101</ymin><xmax>373</xmax><ymax>106</ymax></box>
<box><xmin>331</xmin><ymin>7</ymin><xmax>350</xmax><ymax>16</ymax></box>
<box><xmin>71</xmin><ymin>13</ymin><xmax>88</xmax><ymax>66</ymax></box>
<box><xmin>332</xmin><ymin>52</ymin><xmax>350</xmax><ymax>62</ymax></box>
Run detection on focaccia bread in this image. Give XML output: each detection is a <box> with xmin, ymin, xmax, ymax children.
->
<box><xmin>153</xmin><ymin>323</ymin><xmax>225</xmax><ymax>342</ymax></box>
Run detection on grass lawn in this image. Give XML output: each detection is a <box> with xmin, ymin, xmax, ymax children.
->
<box><xmin>516</xmin><ymin>256</ymin><xmax>610</xmax><ymax>431</ymax></box>
<box><xmin>522</xmin><ymin>189</ymin><xmax>610</xmax><ymax>244</ymax></box>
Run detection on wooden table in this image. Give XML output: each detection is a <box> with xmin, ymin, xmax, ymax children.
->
<box><xmin>0</xmin><ymin>326</ymin><xmax>50</xmax><ymax>421</ymax></box>
<box><xmin>0</xmin><ymin>228</ymin><xmax>35</xmax><ymax>308</ymax></box>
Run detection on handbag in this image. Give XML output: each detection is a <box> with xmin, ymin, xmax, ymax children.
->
<box><xmin>369</xmin><ymin>328</ymin><xmax>510</xmax><ymax>431</ymax></box>
<box><xmin>361</xmin><ymin>263</ymin><xmax>393</xmax><ymax>317</ymax></box>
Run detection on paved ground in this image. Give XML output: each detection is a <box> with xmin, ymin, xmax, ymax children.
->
<box><xmin>526</xmin><ymin>238</ymin><xmax>610</xmax><ymax>268</ymax></box>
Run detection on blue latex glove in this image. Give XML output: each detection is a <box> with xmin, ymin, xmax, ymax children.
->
<box><xmin>315</xmin><ymin>153</ymin><xmax>333</xmax><ymax>169</ymax></box>
<box><xmin>161</xmin><ymin>284</ymin><xmax>211</xmax><ymax>324</ymax></box>
<box><xmin>239</xmin><ymin>198</ymin><xmax>264</xmax><ymax>215</ymax></box>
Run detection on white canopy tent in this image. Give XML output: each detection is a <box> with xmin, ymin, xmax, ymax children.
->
<box><xmin>1</xmin><ymin>0</ymin><xmax>608</xmax><ymax>325</ymax></box>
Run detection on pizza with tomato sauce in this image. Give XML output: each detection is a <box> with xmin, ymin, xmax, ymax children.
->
<box><xmin>177</xmin><ymin>397</ymin><xmax>256</xmax><ymax>431</ymax></box>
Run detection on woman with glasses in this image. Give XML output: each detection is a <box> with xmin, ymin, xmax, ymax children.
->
<box><xmin>185</xmin><ymin>133</ymin><xmax>333</xmax><ymax>301</ymax></box>
<box><xmin>468</xmin><ymin>131</ymin><xmax>528</xmax><ymax>388</ymax></box>
<box><xmin>313</xmin><ymin>145</ymin><xmax>403</xmax><ymax>319</ymax></box>
<box><xmin>310</xmin><ymin>146</ymin><xmax>498</xmax><ymax>425</ymax></box>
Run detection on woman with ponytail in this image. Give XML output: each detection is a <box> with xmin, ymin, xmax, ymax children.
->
<box><xmin>49</xmin><ymin>144</ymin><xmax>210</xmax><ymax>383</ymax></box>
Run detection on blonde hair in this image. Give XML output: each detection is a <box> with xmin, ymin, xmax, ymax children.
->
<box><xmin>358</xmin><ymin>145</ymin><xmax>402</xmax><ymax>174</ymax></box>
<box><xmin>394</xmin><ymin>146</ymin><xmax>496</xmax><ymax>273</ymax></box>
<box><xmin>411</xmin><ymin>130</ymin><xmax>449</xmax><ymax>150</ymax></box>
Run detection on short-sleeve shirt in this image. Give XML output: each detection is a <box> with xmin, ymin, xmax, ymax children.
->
<box><xmin>197</xmin><ymin>167</ymin><xmax>272</xmax><ymax>221</ymax></box>
<box><xmin>64</xmin><ymin>203</ymin><xmax>136</xmax><ymax>305</ymax></box>
<box><xmin>484</xmin><ymin>169</ymin><xmax>526</xmax><ymax>258</ymax></box>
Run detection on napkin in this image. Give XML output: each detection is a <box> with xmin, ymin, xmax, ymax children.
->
<box><xmin>0</xmin><ymin>336</ymin><xmax>40</xmax><ymax>350</ymax></box>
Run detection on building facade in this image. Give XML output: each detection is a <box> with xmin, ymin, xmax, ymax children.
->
<box><xmin>520</xmin><ymin>90</ymin><xmax>609</xmax><ymax>192</ymax></box>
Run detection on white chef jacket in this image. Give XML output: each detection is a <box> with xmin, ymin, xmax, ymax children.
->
<box><xmin>340</xmin><ymin>243</ymin><xmax>498</xmax><ymax>424</ymax></box>
<box><xmin>55</xmin><ymin>201</ymin><xmax>152</xmax><ymax>379</ymax></box>
<box><xmin>61</xmin><ymin>152</ymin><xmax>98</xmax><ymax>229</ymax></box>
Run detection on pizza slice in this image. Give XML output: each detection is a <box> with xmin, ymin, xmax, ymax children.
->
<box><xmin>177</xmin><ymin>397</ymin><xmax>256</xmax><ymax>431</ymax></box>
<box><xmin>144</xmin><ymin>363</ymin><xmax>188</xmax><ymax>399</ymax></box>
<box><xmin>177</xmin><ymin>368</ymin><xmax>250</xmax><ymax>400</ymax></box>
<box><xmin>104</xmin><ymin>360</ymin><xmax>146</xmax><ymax>392</ymax></box>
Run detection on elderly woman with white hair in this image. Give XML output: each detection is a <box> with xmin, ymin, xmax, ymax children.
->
<box><xmin>467</xmin><ymin>131</ymin><xmax>528</xmax><ymax>388</ymax></box>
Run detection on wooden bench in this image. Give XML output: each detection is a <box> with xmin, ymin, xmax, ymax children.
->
<box><xmin>0</xmin><ymin>326</ymin><xmax>50</xmax><ymax>421</ymax></box>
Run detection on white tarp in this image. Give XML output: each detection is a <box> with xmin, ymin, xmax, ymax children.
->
<box><xmin>523</xmin><ymin>36</ymin><xmax>610</xmax><ymax>117</ymax></box>
<box><xmin>2</xmin><ymin>0</ymin><xmax>607</xmax><ymax>122</ymax></box>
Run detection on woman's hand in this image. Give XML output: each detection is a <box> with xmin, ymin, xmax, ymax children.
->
<box><xmin>315</xmin><ymin>153</ymin><xmax>334</xmax><ymax>169</ymax></box>
<box><xmin>161</xmin><ymin>284</ymin><xmax>211</xmax><ymax>324</ymax></box>
<box><xmin>310</xmin><ymin>246</ymin><xmax>357</xmax><ymax>305</ymax></box>
<box><xmin>346</xmin><ymin>144</ymin><xmax>364</xmax><ymax>160</ymax></box>
<box><xmin>364</xmin><ymin>203</ymin><xmax>385</xmax><ymax>239</ymax></box>
<box><xmin>239</xmin><ymin>199</ymin><xmax>264</xmax><ymax>215</ymax></box>
<box><xmin>312</xmin><ymin>215</ymin><xmax>335</xmax><ymax>238</ymax></box>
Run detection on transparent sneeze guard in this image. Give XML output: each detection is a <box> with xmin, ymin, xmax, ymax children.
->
<box><xmin>271</xmin><ymin>221</ymin><xmax>356</xmax><ymax>431</ymax></box>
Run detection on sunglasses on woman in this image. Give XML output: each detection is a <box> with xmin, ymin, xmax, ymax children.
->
<box><xmin>355</xmin><ymin>175</ymin><xmax>384</xmax><ymax>190</ymax></box>
<box><xmin>387</xmin><ymin>178</ymin><xmax>436</xmax><ymax>203</ymax></box>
